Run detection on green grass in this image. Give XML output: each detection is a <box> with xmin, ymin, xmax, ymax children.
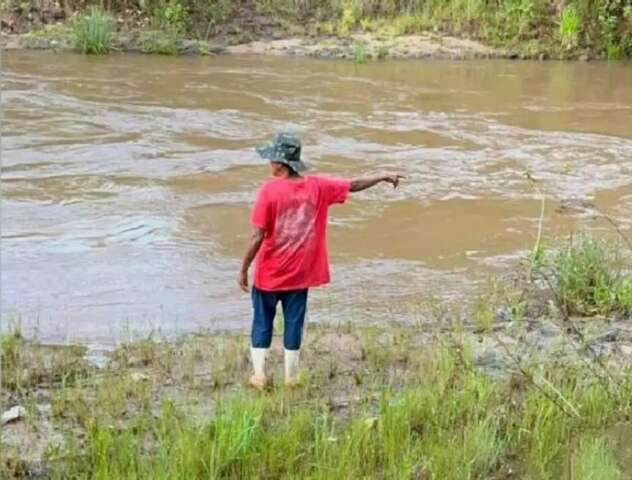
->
<box><xmin>11</xmin><ymin>0</ymin><xmax>632</xmax><ymax>58</ymax></box>
<box><xmin>2</xmin><ymin>319</ymin><xmax>631</xmax><ymax>479</ymax></box>
<box><xmin>375</xmin><ymin>43</ymin><xmax>389</xmax><ymax>59</ymax></box>
<box><xmin>1</xmin><ymin>325</ymin><xmax>92</xmax><ymax>393</ymax></box>
<box><xmin>391</xmin><ymin>12</ymin><xmax>427</xmax><ymax>35</ymax></box>
<box><xmin>574</xmin><ymin>437</ymin><xmax>623</xmax><ymax>479</ymax></box>
<box><xmin>21</xmin><ymin>23</ymin><xmax>75</xmax><ymax>49</ymax></box>
<box><xmin>141</xmin><ymin>29</ymin><xmax>179</xmax><ymax>55</ymax></box>
<box><xmin>547</xmin><ymin>236</ymin><xmax>631</xmax><ymax>316</ymax></box>
<box><xmin>151</xmin><ymin>0</ymin><xmax>188</xmax><ymax>32</ymax></box>
<box><xmin>350</xmin><ymin>42</ymin><xmax>390</xmax><ymax>63</ymax></box>
<box><xmin>72</xmin><ymin>6</ymin><xmax>115</xmax><ymax>54</ymax></box>
<box><xmin>559</xmin><ymin>4</ymin><xmax>581</xmax><ymax>48</ymax></box>
<box><xmin>473</xmin><ymin>293</ymin><xmax>495</xmax><ymax>333</ymax></box>
<box><xmin>617</xmin><ymin>275</ymin><xmax>632</xmax><ymax>312</ymax></box>
<box><xmin>352</xmin><ymin>41</ymin><xmax>368</xmax><ymax>63</ymax></box>
<box><xmin>41</xmin><ymin>343</ymin><xmax>631</xmax><ymax>479</ymax></box>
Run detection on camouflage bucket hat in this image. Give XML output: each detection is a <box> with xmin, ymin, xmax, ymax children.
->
<box><xmin>256</xmin><ymin>133</ymin><xmax>308</xmax><ymax>173</ymax></box>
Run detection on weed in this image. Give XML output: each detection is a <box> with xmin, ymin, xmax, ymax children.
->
<box><xmin>549</xmin><ymin>235</ymin><xmax>628</xmax><ymax>316</ymax></box>
<box><xmin>359</xmin><ymin>17</ymin><xmax>376</xmax><ymax>32</ymax></box>
<box><xmin>318</xmin><ymin>20</ymin><xmax>337</xmax><ymax>35</ymax></box>
<box><xmin>1</xmin><ymin>331</ymin><xmax>91</xmax><ymax>393</ymax></box>
<box><xmin>141</xmin><ymin>29</ymin><xmax>179</xmax><ymax>54</ymax></box>
<box><xmin>607</xmin><ymin>42</ymin><xmax>624</xmax><ymax>60</ymax></box>
<box><xmin>72</xmin><ymin>6</ymin><xmax>115</xmax><ymax>55</ymax></box>
<box><xmin>375</xmin><ymin>44</ymin><xmax>389</xmax><ymax>59</ymax></box>
<box><xmin>559</xmin><ymin>5</ymin><xmax>581</xmax><ymax>48</ymax></box>
<box><xmin>616</xmin><ymin>275</ymin><xmax>632</xmax><ymax>312</ymax></box>
<box><xmin>574</xmin><ymin>436</ymin><xmax>622</xmax><ymax>479</ymax></box>
<box><xmin>473</xmin><ymin>294</ymin><xmax>495</xmax><ymax>333</ymax></box>
<box><xmin>196</xmin><ymin>40</ymin><xmax>210</xmax><ymax>55</ymax></box>
<box><xmin>391</xmin><ymin>13</ymin><xmax>426</xmax><ymax>35</ymax></box>
<box><xmin>529</xmin><ymin>242</ymin><xmax>548</xmax><ymax>273</ymax></box>
<box><xmin>52</xmin><ymin>385</ymin><xmax>91</xmax><ymax>427</ymax></box>
<box><xmin>152</xmin><ymin>0</ymin><xmax>188</xmax><ymax>32</ymax></box>
<box><xmin>352</xmin><ymin>41</ymin><xmax>368</xmax><ymax>63</ymax></box>
<box><xmin>337</xmin><ymin>2</ymin><xmax>360</xmax><ymax>36</ymax></box>
<box><xmin>21</xmin><ymin>24</ymin><xmax>74</xmax><ymax>49</ymax></box>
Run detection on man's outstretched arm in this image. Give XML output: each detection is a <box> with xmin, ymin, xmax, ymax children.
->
<box><xmin>238</xmin><ymin>227</ymin><xmax>265</xmax><ymax>292</ymax></box>
<box><xmin>349</xmin><ymin>173</ymin><xmax>404</xmax><ymax>192</ymax></box>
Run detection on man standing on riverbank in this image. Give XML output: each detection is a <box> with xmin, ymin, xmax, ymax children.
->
<box><xmin>239</xmin><ymin>133</ymin><xmax>403</xmax><ymax>390</ymax></box>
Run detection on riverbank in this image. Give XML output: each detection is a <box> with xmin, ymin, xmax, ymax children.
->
<box><xmin>1</xmin><ymin>27</ymin><xmax>506</xmax><ymax>60</ymax></box>
<box><xmin>2</xmin><ymin>236</ymin><xmax>632</xmax><ymax>478</ymax></box>
<box><xmin>2</xmin><ymin>1</ymin><xmax>631</xmax><ymax>60</ymax></box>
<box><xmin>2</xmin><ymin>315</ymin><xmax>632</xmax><ymax>478</ymax></box>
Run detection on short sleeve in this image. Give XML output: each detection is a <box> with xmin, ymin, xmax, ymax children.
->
<box><xmin>251</xmin><ymin>186</ymin><xmax>273</xmax><ymax>231</ymax></box>
<box><xmin>315</xmin><ymin>176</ymin><xmax>351</xmax><ymax>205</ymax></box>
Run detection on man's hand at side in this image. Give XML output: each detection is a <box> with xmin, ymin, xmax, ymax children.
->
<box><xmin>238</xmin><ymin>227</ymin><xmax>265</xmax><ymax>293</ymax></box>
<box><xmin>238</xmin><ymin>270</ymin><xmax>249</xmax><ymax>293</ymax></box>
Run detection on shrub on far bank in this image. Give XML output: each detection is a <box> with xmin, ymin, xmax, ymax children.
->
<box><xmin>72</xmin><ymin>6</ymin><xmax>115</xmax><ymax>54</ymax></box>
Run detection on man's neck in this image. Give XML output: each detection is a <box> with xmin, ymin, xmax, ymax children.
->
<box><xmin>276</xmin><ymin>171</ymin><xmax>302</xmax><ymax>180</ymax></box>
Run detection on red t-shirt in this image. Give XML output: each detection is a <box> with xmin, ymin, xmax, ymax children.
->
<box><xmin>250</xmin><ymin>175</ymin><xmax>351</xmax><ymax>291</ymax></box>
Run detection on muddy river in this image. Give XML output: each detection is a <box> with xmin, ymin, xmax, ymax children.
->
<box><xmin>2</xmin><ymin>51</ymin><xmax>631</xmax><ymax>344</ymax></box>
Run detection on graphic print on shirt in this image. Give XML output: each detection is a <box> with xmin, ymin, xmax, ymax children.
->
<box><xmin>274</xmin><ymin>193</ymin><xmax>317</xmax><ymax>256</ymax></box>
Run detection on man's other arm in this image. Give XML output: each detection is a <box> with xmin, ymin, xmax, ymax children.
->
<box><xmin>238</xmin><ymin>227</ymin><xmax>265</xmax><ymax>292</ymax></box>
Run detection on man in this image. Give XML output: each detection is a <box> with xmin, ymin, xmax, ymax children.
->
<box><xmin>239</xmin><ymin>133</ymin><xmax>403</xmax><ymax>390</ymax></box>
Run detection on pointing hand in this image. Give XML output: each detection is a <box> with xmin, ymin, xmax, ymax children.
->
<box><xmin>383</xmin><ymin>173</ymin><xmax>405</xmax><ymax>188</ymax></box>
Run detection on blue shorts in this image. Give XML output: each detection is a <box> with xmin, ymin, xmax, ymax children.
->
<box><xmin>251</xmin><ymin>287</ymin><xmax>308</xmax><ymax>350</ymax></box>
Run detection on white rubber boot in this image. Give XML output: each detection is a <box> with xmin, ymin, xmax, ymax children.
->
<box><xmin>284</xmin><ymin>349</ymin><xmax>300</xmax><ymax>388</ymax></box>
<box><xmin>249</xmin><ymin>347</ymin><xmax>269</xmax><ymax>391</ymax></box>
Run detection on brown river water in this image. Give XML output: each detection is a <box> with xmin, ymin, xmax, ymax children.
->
<box><xmin>2</xmin><ymin>51</ymin><xmax>631</xmax><ymax>344</ymax></box>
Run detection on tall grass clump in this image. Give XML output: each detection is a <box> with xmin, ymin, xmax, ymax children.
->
<box><xmin>0</xmin><ymin>326</ymin><xmax>23</xmax><ymax>390</ymax></box>
<box><xmin>548</xmin><ymin>235</ymin><xmax>631</xmax><ymax>316</ymax></box>
<box><xmin>72</xmin><ymin>6</ymin><xmax>115</xmax><ymax>55</ymax></box>
<box><xmin>559</xmin><ymin>4</ymin><xmax>581</xmax><ymax>48</ymax></box>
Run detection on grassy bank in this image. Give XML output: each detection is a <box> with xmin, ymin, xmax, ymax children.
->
<box><xmin>2</xmin><ymin>0</ymin><xmax>631</xmax><ymax>59</ymax></box>
<box><xmin>2</xmin><ymin>235</ymin><xmax>632</xmax><ymax>479</ymax></box>
<box><xmin>2</xmin><ymin>324</ymin><xmax>632</xmax><ymax>478</ymax></box>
